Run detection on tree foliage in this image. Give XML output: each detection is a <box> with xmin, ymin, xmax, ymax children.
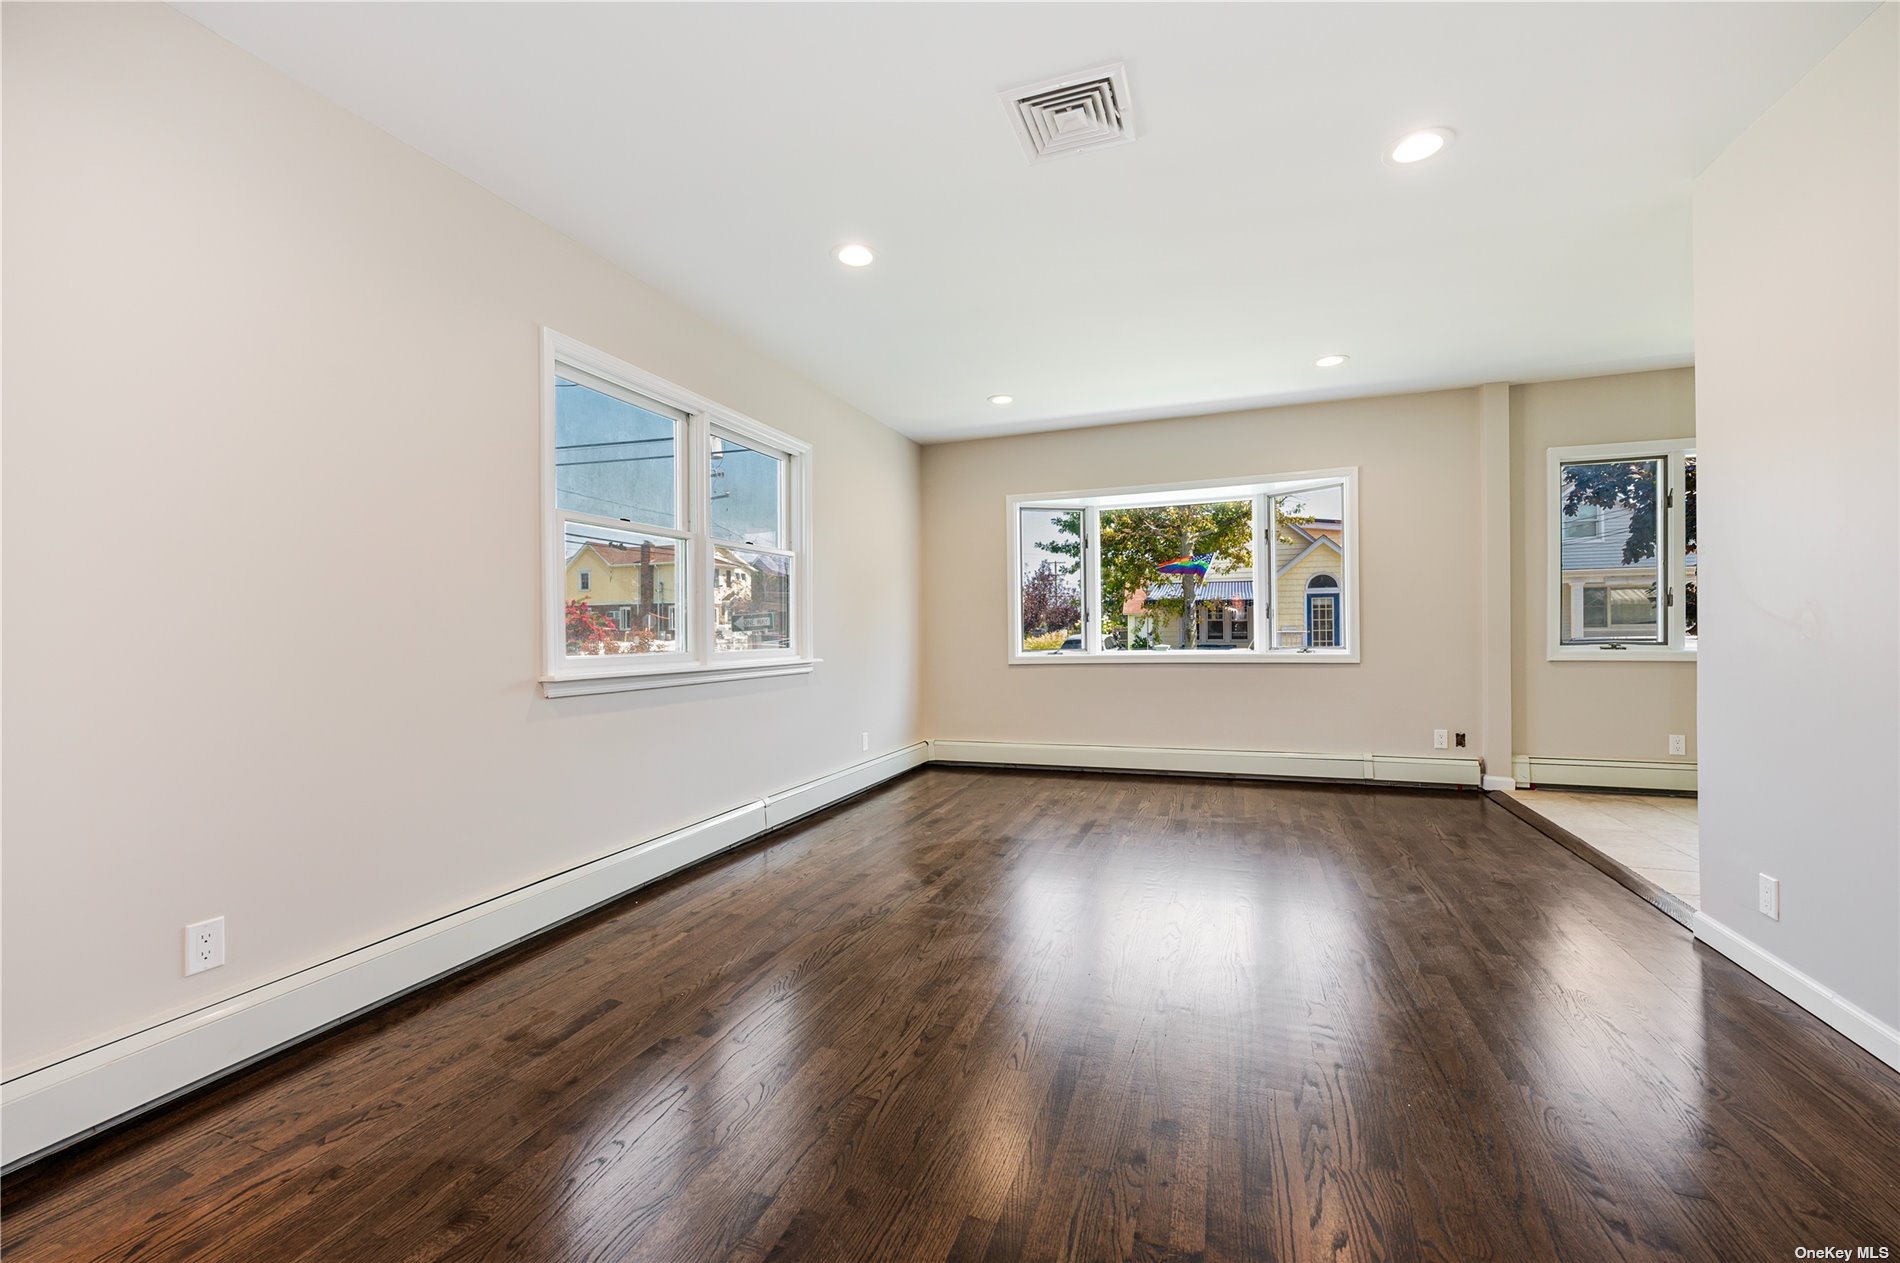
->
<box><xmin>565</xmin><ymin>600</ymin><xmax>656</xmax><ymax>655</ymax></box>
<box><xmin>1560</xmin><ymin>459</ymin><xmax>1697</xmax><ymax>563</ymax></box>
<box><xmin>1099</xmin><ymin>503</ymin><xmax>1252</xmax><ymax>648</ymax></box>
<box><xmin>1561</xmin><ymin>461</ymin><xmax>1657</xmax><ymax>565</ymax></box>
<box><xmin>1037</xmin><ymin>510</ymin><xmax>1083</xmax><ymax>563</ymax></box>
<box><xmin>1020</xmin><ymin>560</ymin><xmax>1082</xmax><ymax>638</ymax></box>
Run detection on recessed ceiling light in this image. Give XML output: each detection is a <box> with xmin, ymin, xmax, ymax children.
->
<box><xmin>1315</xmin><ymin>354</ymin><xmax>1349</xmax><ymax>368</ymax></box>
<box><xmin>988</xmin><ymin>394</ymin><xmax>1014</xmax><ymax>405</ymax></box>
<box><xmin>834</xmin><ymin>243</ymin><xmax>876</xmax><ymax>267</ymax></box>
<box><xmin>1387</xmin><ymin>127</ymin><xmax>1454</xmax><ymax>165</ymax></box>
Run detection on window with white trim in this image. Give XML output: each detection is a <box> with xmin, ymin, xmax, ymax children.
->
<box><xmin>1010</xmin><ymin>471</ymin><xmax>1358</xmax><ymax>661</ymax></box>
<box><xmin>1549</xmin><ymin>439</ymin><xmax>1695</xmax><ymax>659</ymax></box>
<box><xmin>543</xmin><ymin>331</ymin><xmax>811</xmax><ymax>695</ymax></box>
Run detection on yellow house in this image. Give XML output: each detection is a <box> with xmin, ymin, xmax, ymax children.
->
<box><xmin>565</xmin><ymin>541</ymin><xmax>791</xmax><ymax>650</ymax></box>
<box><xmin>565</xmin><ymin>539</ymin><xmax>679</xmax><ymax>639</ymax></box>
<box><xmin>1270</xmin><ymin>521</ymin><xmax>1344</xmax><ymax>649</ymax></box>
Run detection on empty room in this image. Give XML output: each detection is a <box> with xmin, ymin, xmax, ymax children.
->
<box><xmin>4</xmin><ymin>3</ymin><xmax>1898</xmax><ymax>1260</ymax></box>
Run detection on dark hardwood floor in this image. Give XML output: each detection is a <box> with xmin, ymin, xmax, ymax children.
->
<box><xmin>6</xmin><ymin>767</ymin><xmax>1898</xmax><ymax>1261</ymax></box>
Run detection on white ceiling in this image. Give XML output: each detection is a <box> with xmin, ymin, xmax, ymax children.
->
<box><xmin>180</xmin><ymin>2</ymin><xmax>1875</xmax><ymax>442</ymax></box>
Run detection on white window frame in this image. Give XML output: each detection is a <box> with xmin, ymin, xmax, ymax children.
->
<box><xmin>1006</xmin><ymin>469</ymin><xmax>1360</xmax><ymax>666</ymax></box>
<box><xmin>1546</xmin><ymin>438</ymin><xmax>1694</xmax><ymax>662</ymax></box>
<box><xmin>541</xmin><ymin>329</ymin><xmax>814</xmax><ymax>697</ymax></box>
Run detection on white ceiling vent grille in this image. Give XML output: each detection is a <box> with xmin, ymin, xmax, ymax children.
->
<box><xmin>1000</xmin><ymin>63</ymin><xmax>1135</xmax><ymax>164</ymax></box>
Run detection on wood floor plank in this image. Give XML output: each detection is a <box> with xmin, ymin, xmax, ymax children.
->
<box><xmin>6</xmin><ymin>767</ymin><xmax>1898</xmax><ymax>1262</ymax></box>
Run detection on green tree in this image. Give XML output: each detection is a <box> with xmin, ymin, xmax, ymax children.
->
<box><xmin>1034</xmin><ymin>499</ymin><xmax>1319</xmax><ymax>649</ymax></box>
<box><xmin>1035</xmin><ymin>510</ymin><xmax>1083</xmax><ymax>563</ymax></box>
<box><xmin>1099</xmin><ymin>503</ymin><xmax>1251</xmax><ymax>648</ymax></box>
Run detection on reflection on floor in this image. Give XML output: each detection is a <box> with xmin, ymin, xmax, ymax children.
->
<box><xmin>1505</xmin><ymin>788</ymin><xmax>1700</xmax><ymax>907</ymax></box>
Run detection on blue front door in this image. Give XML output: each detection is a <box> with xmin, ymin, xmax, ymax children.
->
<box><xmin>1305</xmin><ymin>591</ymin><xmax>1339</xmax><ymax>648</ymax></box>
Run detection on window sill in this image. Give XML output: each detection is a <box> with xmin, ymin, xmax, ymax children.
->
<box><xmin>1547</xmin><ymin>646</ymin><xmax>1696</xmax><ymax>663</ymax></box>
<box><xmin>542</xmin><ymin>658</ymin><xmax>818</xmax><ymax>698</ymax></box>
<box><xmin>1010</xmin><ymin>650</ymin><xmax>1359</xmax><ymax>665</ymax></box>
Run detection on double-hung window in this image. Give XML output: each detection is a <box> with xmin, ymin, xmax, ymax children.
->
<box><xmin>1009</xmin><ymin>470</ymin><xmax>1358</xmax><ymax>662</ymax></box>
<box><xmin>1548</xmin><ymin>439</ymin><xmax>1695</xmax><ymax>660</ymax></box>
<box><xmin>542</xmin><ymin>331</ymin><xmax>812</xmax><ymax>696</ymax></box>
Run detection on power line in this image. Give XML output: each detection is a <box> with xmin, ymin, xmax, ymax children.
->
<box><xmin>558</xmin><ymin>488</ymin><xmax>675</xmax><ymax>519</ymax></box>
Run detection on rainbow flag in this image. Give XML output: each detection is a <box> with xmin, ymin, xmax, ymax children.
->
<box><xmin>1158</xmin><ymin>554</ymin><xmax>1213</xmax><ymax>579</ymax></box>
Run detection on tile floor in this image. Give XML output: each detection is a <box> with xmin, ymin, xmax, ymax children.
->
<box><xmin>1504</xmin><ymin>788</ymin><xmax>1700</xmax><ymax>907</ymax></box>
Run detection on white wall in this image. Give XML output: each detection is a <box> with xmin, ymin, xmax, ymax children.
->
<box><xmin>0</xmin><ymin>4</ymin><xmax>921</xmax><ymax>1075</ymax></box>
<box><xmin>1694</xmin><ymin>4</ymin><xmax>1899</xmax><ymax>1032</ymax></box>
<box><xmin>1511</xmin><ymin>369</ymin><xmax>1698</xmax><ymax>764</ymax></box>
<box><xmin>921</xmin><ymin>389</ymin><xmax>1483</xmax><ymax>757</ymax></box>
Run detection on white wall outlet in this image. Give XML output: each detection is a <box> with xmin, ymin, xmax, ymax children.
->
<box><xmin>185</xmin><ymin>917</ymin><xmax>225</xmax><ymax>975</ymax></box>
<box><xmin>1433</xmin><ymin>729</ymin><xmax>1449</xmax><ymax>750</ymax></box>
<box><xmin>1669</xmin><ymin>734</ymin><xmax>1687</xmax><ymax>756</ymax></box>
<box><xmin>861</xmin><ymin>731</ymin><xmax>869</xmax><ymax>752</ymax></box>
<box><xmin>1757</xmin><ymin>874</ymin><xmax>1780</xmax><ymax>921</ymax></box>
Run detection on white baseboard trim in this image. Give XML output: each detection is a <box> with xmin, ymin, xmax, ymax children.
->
<box><xmin>928</xmin><ymin>740</ymin><xmax>1480</xmax><ymax>787</ymax></box>
<box><xmin>1692</xmin><ymin>913</ymin><xmax>1900</xmax><ymax>1073</ymax></box>
<box><xmin>1511</xmin><ymin>754</ymin><xmax>1697</xmax><ymax>793</ymax></box>
<box><xmin>764</xmin><ymin>742</ymin><xmax>930</xmax><ymax>829</ymax></box>
<box><xmin>0</xmin><ymin>743</ymin><xmax>929</xmax><ymax>1171</ymax></box>
<box><xmin>1481</xmin><ymin>774</ymin><xmax>1517</xmax><ymax>792</ymax></box>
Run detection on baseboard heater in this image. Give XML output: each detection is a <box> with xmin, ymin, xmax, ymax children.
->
<box><xmin>927</xmin><ymin>740</ymin><xmax>1482</xmax><ymax>787</ymax></box>
<box><xmin>1511</xmin><ymin>755</ymin><xmax>1697</xmax><ymax>794</ymax></box>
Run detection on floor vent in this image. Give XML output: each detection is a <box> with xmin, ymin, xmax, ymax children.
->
<box><xmin>1000</xmin><ymin>63</ymin><xmax>1135</xmax><ymax>164</ymax></box>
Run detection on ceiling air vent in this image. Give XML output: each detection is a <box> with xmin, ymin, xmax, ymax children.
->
<box><xmin>1000</xmin><ymin>63</ymin><xmax>1135</xmax><ymax>164</ymax></box>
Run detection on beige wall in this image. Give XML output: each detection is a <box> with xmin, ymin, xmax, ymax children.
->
<box><xmin>1695</xmin><ymin>3</ymin><xmax>1898</xmax><ymax>1028</ymax></box>
<box><xmin>1</xmin><ymin>4</ymin><xmax>922</xmax><ymax>1073</ymax></box>
<box><xmin>1510</xmin><ymin>369</ymin><xmax>1698</xmax><ymax>763</ymax></box>
<box><xmin>922</xmin><ymin>390</ymin><xmax>1483</xmax><ymax>756</ymax></box>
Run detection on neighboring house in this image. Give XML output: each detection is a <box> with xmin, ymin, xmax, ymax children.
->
<box><xmin>1557</xmin><ymin>502</ymin><xmax>1695</xmax><ymax>642</ymax></box>
<box><xmin>565</xmin><ymin>541</ymin><xmax>790</xmax><ymax>648</ymax></box>
<box><xmin>566</xmin><ymin>539</ymin><xmax>680</xmax><ymax>639</ymax></box>
<box><xmin>1133</xmin><ymin>518</ymin><xmax>1346</xmax><ymax>649</ymax></box>
<box><xmin>712</xmin><ymin>547</ymin><xmax>792</xmax><ymax>649</ymax></box>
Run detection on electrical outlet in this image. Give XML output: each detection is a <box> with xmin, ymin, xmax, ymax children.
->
<box><xmin>185</xmin><ymin>917</ymin><xmax>225</xmax><ymax>975</ymax></box>
<box><xmin>1669</xmin><ymin>734</ymin><xmax>1687</xmax><ymax>756</ymax></box>
<box><xmin>1433</xmin><ymin>729</ymin><xmax>1448</xmax><ymax>750</ymax></box>
<box><xmin>1454</xmin><ymin>732</ymin><xmax>1467</xmax><ymax>748</ymax></box>
<box><xmin>861</xmin><ymin>731</ymin><xmax>869</xmax><ymax>752</ymax></box>
<box><xmin>1757</xmin><ymin>874</ymin><xmax>1780</xmax><ymax>921</ymax></box>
